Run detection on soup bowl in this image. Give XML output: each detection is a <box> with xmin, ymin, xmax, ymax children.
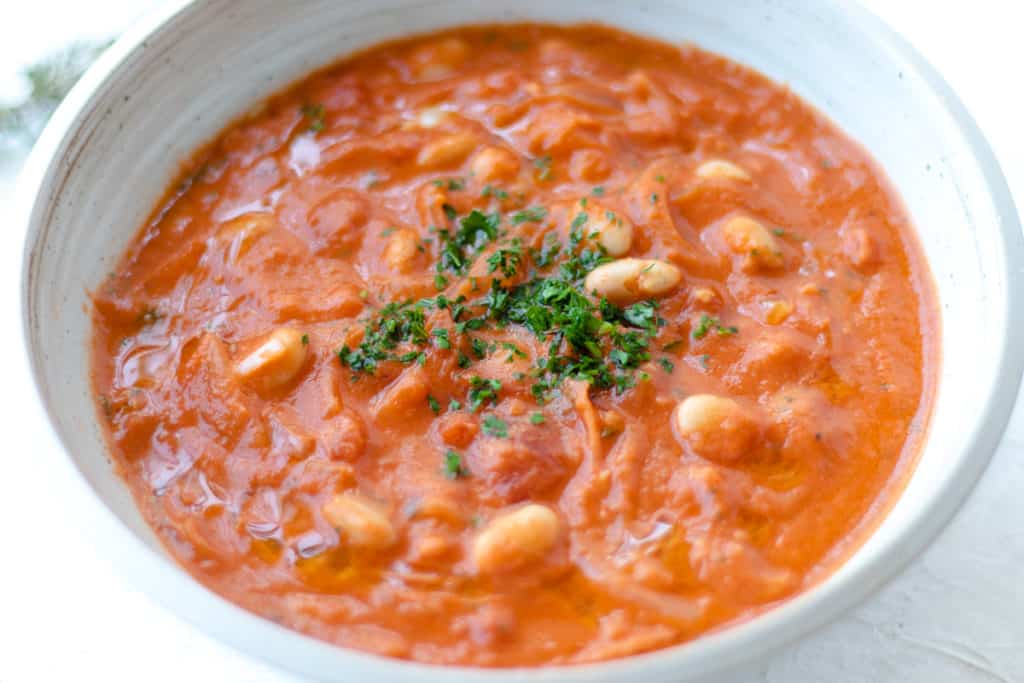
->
<box><xmin>17</xmin><ymin>0</ymin><xmax>1024</xmax><ymax>680</ymax></box>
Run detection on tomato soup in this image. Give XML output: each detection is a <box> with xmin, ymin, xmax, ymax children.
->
<box><xmin>91</xmin><ymin>24</ymin><xmax>937</xmax><ymax>666</ymax></box>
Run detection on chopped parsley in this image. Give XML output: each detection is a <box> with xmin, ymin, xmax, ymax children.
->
<box><xmin>571</xmin><ymin>212</ymin><xmax>588</xmax><ymax>232</ymax></box>
<box><xmin>533</xmin><ymin>155</ymin><xmax>553</xmax><ymax>180</ymax></box>
<box><xmin>511</xmin><ymin>206</ymin><xmax>548</xmax><ymax>225</ymax></box>
<box><xmin>482</xmin><ymin>414</ymin><xmax>508</xmax><ymax>438</ymax></box>
<box><xmin>301</xmin><ymin>334</ymin><xmax>309</xmax><ymax>346</ymax></box>
<box><xmin>337</xmin><ymin>299</ymin><xmax>431</xmax><ymax>374</ymax></box>
<box><xmin>487</xmin><ymin>240</ymin><xmax>523</xmax><ymax>278</ymax></box>
<box><xmin>500</xmin><ymin>341</ymin><xmax>526</xmax><ymax>361</ymax></box>
<box><xmin>623</xmin><ymin>301</ymin><xmax>660</xmax><ymax>332</ymax></box>
<box><xmin>300</xmin><ymin>103</ymin><xmax>325</xmax><ymax>133</ymax></box>
<box><xmin>443</xmin><ymin>450</ymin><xmax>467</xmax><ymax>479</ymax></box>
<box><xmin>338</xmin><ymin>203</ymin><xmax>671</xmax><ymax>407</ymax></box>
<box><xmin>468</xmin><ymin>376</ymin><xmax>502</xmax><ymax>411</ymax></box>
<box><xmin>591</xmin><ymin>186</ymin><xmax>605</xmax><ymax>197</ymax></box>
<box><xmin>448</xmin><ymin>398</ymin><xmax>462</xmax><ymax>411</ymax></box>
<box><xmin>427</xmin><ymin>395</ymin><xmax>441</xmax><ymax>414</ymax></box>
<box><xmin>456</xmin><ymin>317</ymin><xmax>486</xmax><ymax>335</ymax></box>
<box><xmin>470</xmin><ymin>337</ymin><xmax>489</xmax><ymax>359</ymax></box>
<box><xmin>692</xmin><ymin>314</ymin><xmax>738</xmax><ymax>340</ymax></box>
<box><xmin>481</xmin><ymin>184</ymin><xmax>509</xmax><ymax>200</ymax></box>
<box><xmin>484</xmin><ymin>274</ymin><xmax>658</xmax><ymax>400</ymax></box>
<box><xmin>432</xmin><ymin>328</ymin><xmax>451</xmax><ymax>349</ymax></box>
<box><xmin>437</xmin><ymin>209</ymin><xmax>501</xmax><ymax>275</ymax></box>
<box><xmin>657</xmin><ymin>357</ymin><xmax>675</xmax><ymax>373</ymax></box>
<box><xmin>530</xmin><ymin>412</ymin><xmax>546</xmax><ymax>425</ymax></box>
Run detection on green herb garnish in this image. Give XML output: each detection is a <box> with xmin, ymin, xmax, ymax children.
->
<box><xmin>692</xmin><ymin>314</ymin><xmax>738</xmax><ymax>340</ymax></box>
<box><xmin>468</xmin><ymin>376</ymin><xmax>502</xmax><ymax>411</ymax></box>
<box><xmin>500</xmin><ymin>341</ymin><xmax>526</xmax><ymax>361</ymax></box>
<box><xmin>339</xmin><ymin>200</ymin><xmax>673</xmax><ymax>407</ymax></box>
<box><xmin>511</xmin><ymin>206</ymin><xmax>548</xmax><ymax>225</ymax></box>
<box><xmin>443</xmin><ymin>450</ymin><xmax>467</xmax><ymax>479</ymax></box>
<box><xmin>482</xmin><ymin>414</ymin><xmax>508</xmax><ymax>438</ymax></box>
<box><xmin>481</xmin><ymin>185</ymin><xmax>510</xmax><ymax>200</ymax></box>
<box><xmin>487</xmin><ymin>239</ymin><xmax>523</xmax><ymax>278</ymax></box>
<box><xmin>432</xmin><ymin>328</ymin><xmax>451</xmax><ymax>350</ymax></box>
<box><xmin>533</xmin><ymin>155</ymin><xmax>553</xmax><ymax>180</ymax></box>
<box><xmin>337</xmin><ymin>299</ymin><xmax>431</xmax><ymax>374</ymax></box>
<box><xmin>301</xmin><ymin>103</ymin><xmax>325</xmax><ymax>133</ymax></box>
<box><xmin>437</xmin><ymin>209</ymin><xmax>501</xmax><ymax>275</ymax></box>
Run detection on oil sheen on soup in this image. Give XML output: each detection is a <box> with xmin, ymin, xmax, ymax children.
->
<box><xmin>91</xmin><ymin>24</ymin><xmax>937</xmax><ymax>666</ymax></box>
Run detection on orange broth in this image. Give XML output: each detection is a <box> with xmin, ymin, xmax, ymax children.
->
<box><xmin>91</xmin><ymin>24</ymin><xmax>937</xmax><ymax>666</ymax></box>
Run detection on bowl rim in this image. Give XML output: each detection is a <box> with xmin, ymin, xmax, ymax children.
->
<box><xmin>17</xmin><ymin>0</ymin><xmax>1024</xmax><ymax>680</ymax></box>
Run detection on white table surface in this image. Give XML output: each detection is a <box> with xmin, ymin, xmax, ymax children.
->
<box><xmin>1</xmin><ymin>1</ymin><xmax>1021</xmax><ymax>681</ymax></box>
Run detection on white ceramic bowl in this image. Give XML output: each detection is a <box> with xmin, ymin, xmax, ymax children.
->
<box><xmin>17</xmin><ymin>1</ymin><xmax>1024</xmax><ymax>680</ymax></box>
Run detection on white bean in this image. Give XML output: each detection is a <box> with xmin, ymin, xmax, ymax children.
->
<box><xmin>401</xmin><ymin>107</ymin><xmax>450</xmax><ymax>131</ymax></box>
<box><xmin>322</xmin><ymin>492</ymin><xmax>396</xmax><ymax>550</ymax></box>
<box><xmin>584</xmin><ymin>258</ymin><xmax>682</xmax><ymax>303</ymax></box>
<box><xmin>410</xmin><ymin>38</ymin><xmax>470</xmax><ymax>80</ymax></box>
<box><xmin>722</xmin><ymin>215</ymin><xmax>784</xmax><ymax>271</ymax></box>
<box><xmin>692</xmin><ymin>287</ymin><xmax>716</xmax><ymax>304</ymax></box>
<box><xmin>217</xmin><ymin>212</ymin><xmax>275</xmax><ymax>261</ymax></box>
<box><xmin>234</xmin><ymin>328</ymin><xmax>307</xmax><ymax>390</ymax></box>
<box><xmin>578</xmin><ymin>203</ymin><xmax>633</xmax><ymax>256</ymax></box>
<box><xmin>370</xmin><ymin>365</ymin><xmax>430</xmax><ymax>425</ymax></box>
<box><xmin>383</xmin><ymin>228</ymin><xmax>420</xmax><ymax>272</ymax></box>
<box><xmin>764</xmin><ymin>300</ymin><xmax>793</xmax><ymax>325</ymax></box>
<box><xmin>472</xmin><ymin>504</ymin><xmax>559</xmax><ymax>574</ymax></box>
<box><xmin>673</xmin><ymin>394</ymin><xmax>756</xmax><ymax>462</ymax></box>
<box><xmin>471</xmin><ymin>146</ymin><xmax>520</xmax><ymax>183</ymax></box>
<box><xmin>417</xmin><ymin>133</ymin><xmax>478</xmax><ymax>168</ymax></box>
<box><xmin>695</xmin><ymin>159</ymin><xmax>751</xmax><ymax>182</ymax></box>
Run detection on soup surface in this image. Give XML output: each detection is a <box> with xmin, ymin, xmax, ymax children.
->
<box><xmin>91</xmin><ymin>24</ymin><xmax>937</xmax><ymax>666</ymax></box>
